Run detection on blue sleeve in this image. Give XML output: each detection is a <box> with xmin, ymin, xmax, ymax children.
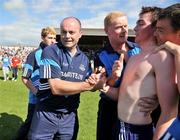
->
<box><xmin>40</xmin><ymin>46</ymin><xmax>61</xmax><ymax>79</ymax></box>
<box><xmin>22</xmin><ymin>52</ymin><xmax>35</xmax><ymax>78</ymax></box>
<box><xmin>127</xmin><ymin>41</ymin><xmax>141</xmax><ymax>57</ymax></box>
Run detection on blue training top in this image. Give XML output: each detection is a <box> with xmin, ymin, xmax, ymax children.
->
<box><xmin>160</xmin><ymin>117</ymin><xmax>180</xmax><ymax>139</ymax></box>
<box><xmin>37</xmin><ymin>42</ymin><xmax>91</xmax><ymax>112</ymax></box>
<box><xmin>94</xmin><ymin>41</ymin><xmax>141</xmax><ymax>99</ymax></box>
<box><xmin>2</xmin><ymin>57</ymin><xmax>11</xmax><ymax>67</ymax></box>
<box><xmin>22</xmin><ymin>42</ymin><xmax>47</xmax><ymax>104</ymax></box>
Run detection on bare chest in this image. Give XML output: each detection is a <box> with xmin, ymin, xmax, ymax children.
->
<box><xmin>124</xmin><ymin>54</ymin><xmax>154</xmax><ymax>80</ymax></box>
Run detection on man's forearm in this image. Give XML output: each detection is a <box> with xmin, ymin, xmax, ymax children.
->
<box><xmin>153</xmin><ymin>114</ymin><xmax>176</xmax><ymax>140</ymax></box>
<box><xmin>107</xmin><ymin>75</ymin><xmax>119</xmax><ymax>86</ymax></box>
<box><xmin>49</xmin><ymin>79</ymin><xmax>93</xmax><ymax>96</ymax></box>
<box><xmin>22</xmin><ymin>78</ymin><xmax>37</xmax><ymax>94</ymax></box>
<box><xmin>102</xmin><ymin>86</ymin><xmax>119</xmax><ymax>101</ymax></box>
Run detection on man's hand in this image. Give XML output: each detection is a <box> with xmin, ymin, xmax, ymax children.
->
<box><xmin>86</xmin><ymin>66</ymin><xmax>106</xmax><ymax>91</ymax></box>
<box><xmin>153</xmin><ymin>41</ymin><xmax>180</xmax><ymax>54</ymax></box>
<box><xmin>107</xmin><ymin>53</ymin><xmax>124</xmax><ymax>86</ymax></box>
<box><xmin>138</xmin><ymin>95</ymin><xmax>159</xmax><ymax>116</ymax></box>
<box><xmin>32</xmin><ymin>88</ymin><xmax>38</xmax><ymax>95</ymax></box>
<box><xmin>100</xmin><ymin>84</ymin><xmax>110</xmax><ymax>94</ymax></box>
<box><xmin>112</xmin><ymin>53</ymin><xmax>124</xmax><ymax>78</ymax></box>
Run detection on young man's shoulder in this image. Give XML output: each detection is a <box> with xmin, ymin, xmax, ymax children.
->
<box><xmin>27</xmin><ymin>46</ymin><xmax>43</xmax><ymax>56</ymax></box>
<box><xmin>150</xmin><ymin>49</ymin><xmax>174</xmax><ymax>70</ymax></box>
<box><xmin>43</xmin><ymin>43</ymin><xmax>58</xmax><ymax>51</ymax></box>
<box><xmin>154</xmin><ymin>48</ymin><xmax>173</xmax><ymax>60</ymax></box>
<box><xmin>27</xmin><ymin>49</ymin><xmax>37</xmax><ymax>59</ymax></box>
<box><xmin>42</xmin><ymin>44</ymin><xmax>61</xmax><ymax>57</ymax></box>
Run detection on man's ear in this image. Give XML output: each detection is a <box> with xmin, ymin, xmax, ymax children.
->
<box><xmin>79</xmin><ymin>30</ymin><xmax>83</xmax><ymax>38</ymax></box>
<box><xmin>104</xmin><ymin>28</ymin><xmax>108</xmax><ymax>34</ymax></box>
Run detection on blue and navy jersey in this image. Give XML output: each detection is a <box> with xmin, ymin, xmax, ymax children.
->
<box><xmin>94</xmin><ymin>41</ymin><xmax>141</xmax><ymax>99</ymax></box>
<box><xmin>38</xmin><ymin>42</ymin><xmax>91</xmax><ymax>112</ymax></box>
<box><xmin>22</xmin><ymin>42</ymin><xmax>47</xmax><ymax>104</ymax></box>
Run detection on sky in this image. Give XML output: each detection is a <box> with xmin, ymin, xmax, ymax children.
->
<box><xmin>0</xmin><ymin>0</ymin><xmax>179</xmax><ymax>46</ymax></box>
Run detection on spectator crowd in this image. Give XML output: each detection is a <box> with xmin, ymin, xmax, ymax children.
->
<box><xmin>0</xmin><ymin>45</ymin><xmax>37</xmax><ymax>81</ymax></box>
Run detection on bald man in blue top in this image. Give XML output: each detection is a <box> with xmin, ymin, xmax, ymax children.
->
<box><xmin>28</xmin><ymin>17</ymin><xmax>97</xmax><ymax>140</ymax></box>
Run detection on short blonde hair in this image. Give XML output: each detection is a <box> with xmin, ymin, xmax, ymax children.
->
<box><xmin>41</xmin><ymin>27</ymin><xmax>56</xmax><ymax>37</ymax></box>
<box><xmin>104</xmin><ymin>11</ymin><xmax>127</xmax><ymax>28</ymax></box>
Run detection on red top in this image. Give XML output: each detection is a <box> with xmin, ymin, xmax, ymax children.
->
<box><xmin>11</xmin><ymin>56</ymin><xmax>21</xmax><ymax>68</ymax></box>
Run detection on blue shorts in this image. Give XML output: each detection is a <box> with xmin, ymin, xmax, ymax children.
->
<box><xmin>115</xmin><ymin>120</ymin><xmax>153</xmax><ymax>140</ymax></box>
<box><xmin>160</xmin><ymin>116</ymin><xmax>180</xmax><ymax>140</ymax></box>
<box><xmin>28</xmin><ymin>108</ymin><xmax>78</xmax><ymax>140</ymax></box>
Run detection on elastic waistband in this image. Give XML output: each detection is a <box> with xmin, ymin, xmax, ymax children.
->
<box><xmin>119</xmin><ymin>120</ymin><xmax>153</xmax><ymax>133</ymax></box>
<box><xmin>36</xmin><ymin>104</ymin><xmax>76</xmax><ymax>114</ymax></box>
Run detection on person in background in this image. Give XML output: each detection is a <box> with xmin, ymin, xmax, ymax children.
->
<box><xmin>11</xmin><ymin>53</ymin><xmax>21</xmax><ymax>81</ymax></box>
<box><xmin>13</xmin><ymin>26</ymin><xmax>57</xmax><ymax>140</ymax></box>
<box><xmin>1</xmin><ymin>52</ymin><xmax>11</xmax><ymax>81</ymax></box>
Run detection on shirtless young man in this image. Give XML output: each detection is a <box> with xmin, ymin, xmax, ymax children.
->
<box><xmin>153</xmin><ymin>4</ymin><xmax>180</xmax><ymax>139</ymax></box>
<box><xmin>101</xmin><ymin>7</ymin><xmax>179</xmax><ymax>140</ymax></box>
